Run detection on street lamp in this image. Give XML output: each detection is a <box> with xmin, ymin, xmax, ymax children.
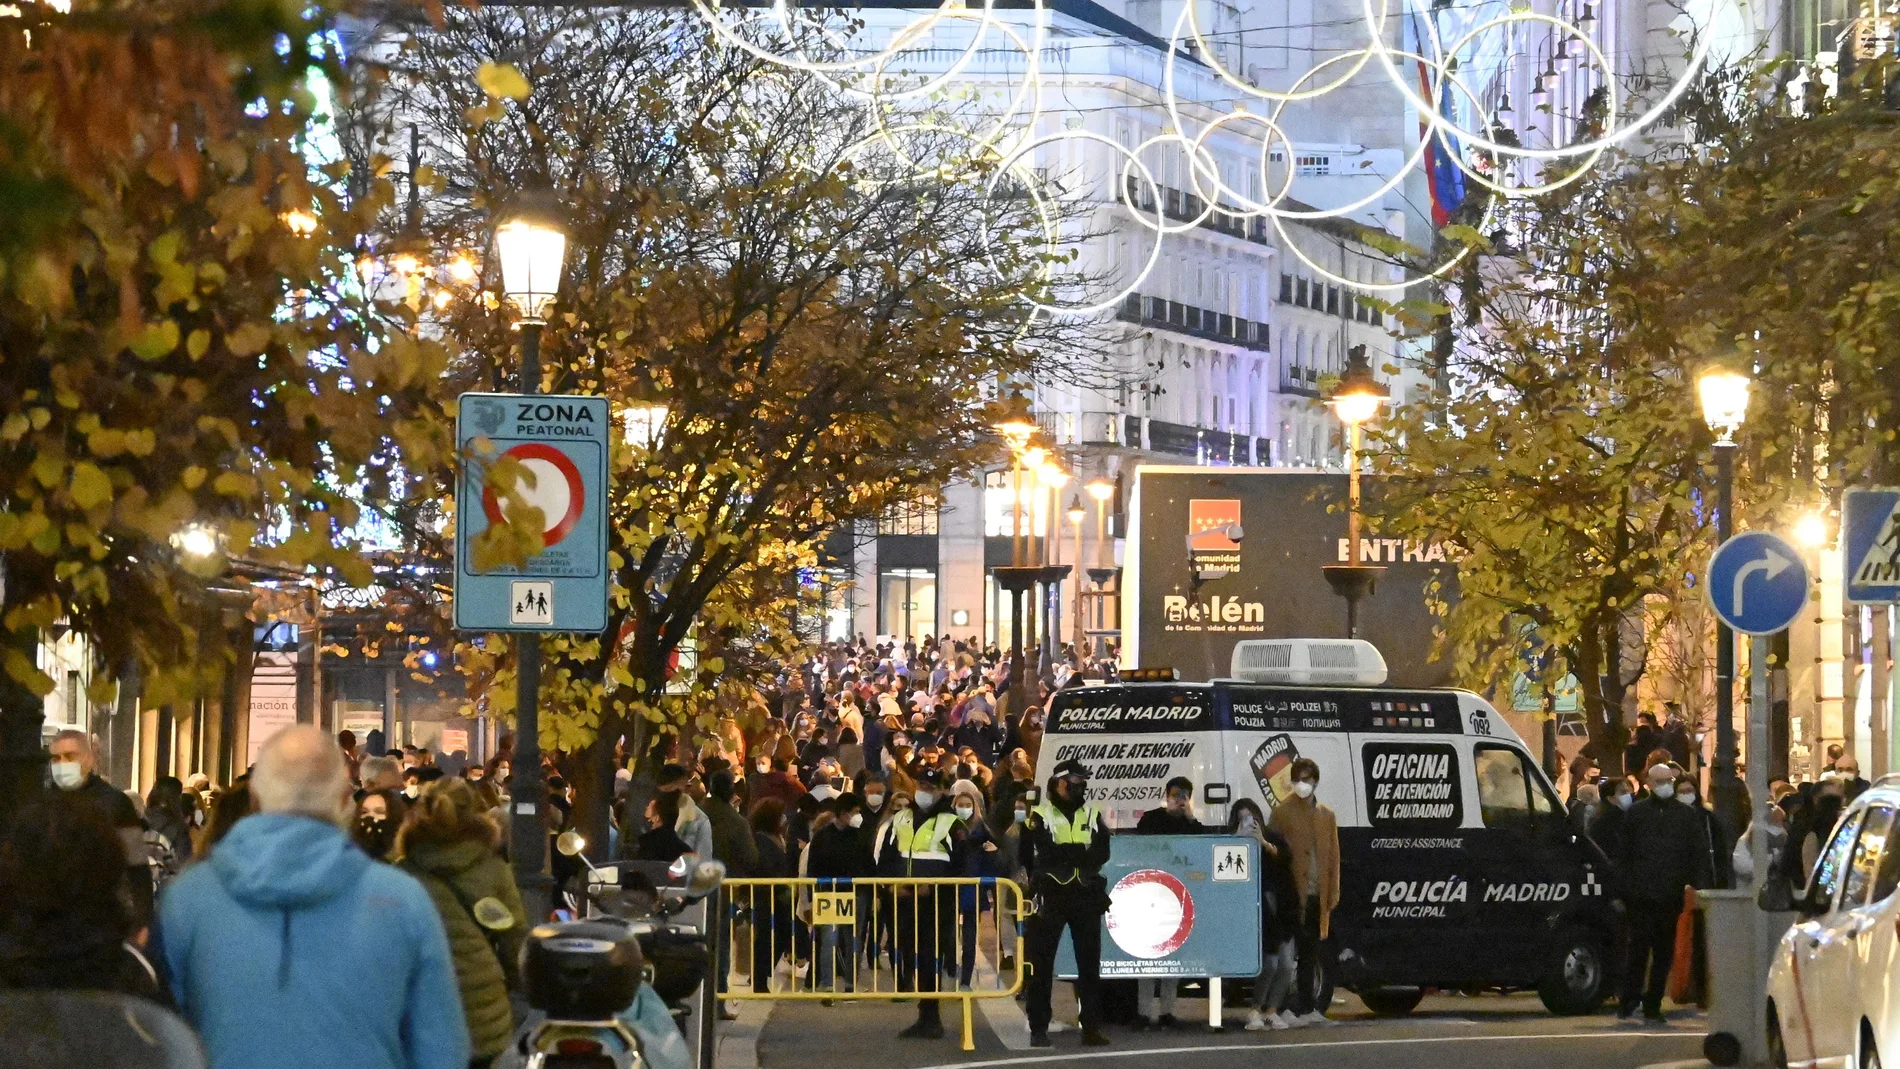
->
<box><xmin>1321</xmin><ymin>345</ymin><xmax>1389</xmax><ymax>639</ymax></box>
<box><xmin>1794</xmin><ymin>511</ymin><xmax>1829</xmax><ymax>549</ymax></box>
<box><xmin>989</xmin><ymin>390</ymin><xmax>1039</xmax><ymax>450</ymax></box>
<box><xmin>1698</xmin><ymin>364</ymin><xmax>1750</xmax><ymax>830</ymax></box>
<box><xmin>171</xmin><ymin>523</ymin><xmax>223</xmax><ymax>562</ymax></box>
<box><xmin>1037</xmin><ymin>460</ymin><xmax>1069</xmax><ymax>567</ymax></box>
<box><xmin>495</xmin><ymin>203</ymin><xmax>567</xmax><ymax>923</ymax></box>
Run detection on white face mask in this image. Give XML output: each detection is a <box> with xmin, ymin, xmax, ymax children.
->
<box><xmin>1238</xmin><ymin>815</ymin><xmax>1259</xmax><ymax>834</ymax></box>
<box><xmin>404</xmin><ymin>785</ymin><xmax>421</xmax><ymax>799</ymax></box>
<box><xmin>1014</xmin><ymin>809</ymin><xmax>1029</xmax><ymax>824</ymax></box>
<box><xmin>1679</xmin><ymin>792</ymin><xmax>1697</xmax><ymax>806</ymax></box>
<box><xmin>915</xmin><ymin>790</ymin><xmax>937</xmax><ymax>809</ymax></box>
<box><xmin>865</xmin><ymin>792</ymin><xmax>885</xmax><ymax>809</ymax></box>
<box><xmin>757</xmin><ymin>761</ymin><xmax>771</xmax><ymax>774</ymax></box>
<box><xmin>1653</xmin><ymin>783</ymin><xmax>1675</xmax><ymax>801</ymax></box>
<box><xmin>1614</xmin><ymin>794</ymin><xmax>1634</xmax><ymax>810</ymax></box>
<box><xmin>49</xmin><ymin>761</ymin><xmax>84</xmax><ymax>790</ymax></box>
<box><xmin>1292</xmin><ymin>781</ymin><xmax>1316</xmax><ymax>799</ymax></box>
<box><xmin>954</xmin><ymin>805</ymin><xmax>975</xmax><ymax>820</ymax></box>
<box><xmin>848</xmin><ymin>813</ymin><xmax>864</xmax><ymax>829</ymax></box>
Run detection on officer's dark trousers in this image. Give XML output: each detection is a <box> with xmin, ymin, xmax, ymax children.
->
<box><xmin>1025</xmin><ymin>887</ymin><xmax>1103</xmax><ymax>1034</ymax></box>
<box><xmin>897</xmin><ymin>886</ymin><xmax>944</xmax><ymax>1024</ymax></box>
<box><xmin>1620</xmin><ymin>898</ymin><xmax>1679</xmax><ymax>1015</ymax></box>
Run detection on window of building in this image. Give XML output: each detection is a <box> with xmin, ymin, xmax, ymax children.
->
<box><xmin>1325</xmin><ymin>285</ymin><xmax>1340</xmax><ymax>315</ymax></box>
<box><xmin>878</xmin><ymin>496</ymin><xmax>940</xmax><ymax>536</ymax></box>
<box><xmin>1295</xmin><ymin>277</ymin><xmax>1308</xmax><ymax>307</ymax></box>
<box><xmin>1279</xmin><ymin>273</ymin><xmax>1293</xmax><ymax>303</ymax></box>
<box><xmin>878</xmin><ymin>569</ymin><xmax>937</xmax><ymax>643</ymax></box>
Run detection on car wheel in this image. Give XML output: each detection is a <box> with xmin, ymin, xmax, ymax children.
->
<box><xmin>1358</xmin><ymin>987</ymin><xmax>1425</xmax><ymax>1017</ymax></box>
<box><xmin>1537</xmin><ymin>926</ymin><xmax>1606</xmax><ymax>1016</ymax></box>
<box><xmin>1766</xmin><ymin>1003</ymin><xmax>1790</xmax><ymax>1069</ymax></box>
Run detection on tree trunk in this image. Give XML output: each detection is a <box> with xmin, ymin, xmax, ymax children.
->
<box><xmin>0</xmin><ymin>620</ymin><xmax>45</xmax><ymax>831</ymax></box>
<box><xmin>1573</xmin><ymin>617</ymin><xmax>1628</xmax><ymax>772</ymax></box>
<box><xmin>570</xmin><ymin>724</ymin><xmax>619</xmax><ymax>865</ymax></box>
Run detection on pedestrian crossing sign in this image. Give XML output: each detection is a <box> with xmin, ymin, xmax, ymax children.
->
<box><xmin>1845</xmin><ymin>488</ymin><xmax>1900</xmax><ymax>604</ymax></box>
<box><xmin>812</xmin><ymin>891</ymin><xmax>855</xmax><ymax>925</ymax></box>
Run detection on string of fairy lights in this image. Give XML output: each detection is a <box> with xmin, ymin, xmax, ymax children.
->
<box><xmin>684</xmin><ymin>0</ymin><xmax>1714</xmax><ymax>314</ymax></box>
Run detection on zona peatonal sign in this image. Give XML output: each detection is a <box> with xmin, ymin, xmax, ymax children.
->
<box><xmin>453</xmin><ymin>392</ymin><xmax>611</xmax><ymax>633</ymax></box>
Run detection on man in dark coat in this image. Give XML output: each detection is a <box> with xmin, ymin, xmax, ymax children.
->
<box><xmin>1624</xmin><ymin>713</ymin><xmax>1661</xmax><ymax>777</ymax></box>
<box><xmin>1616</xmin><ymin>764</ymin><xmax>1714</xmax><ymax>1022</ymax></box>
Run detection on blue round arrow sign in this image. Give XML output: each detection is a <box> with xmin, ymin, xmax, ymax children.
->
<box><xmin>1706</xmin><ymin>531</ymin><xmax>1811</xmax><ymax>635</ymax></box>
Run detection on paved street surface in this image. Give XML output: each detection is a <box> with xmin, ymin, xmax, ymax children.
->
<box><xmin>724</xmin><ymin>990</ymin><xmax>1708</xmax><ymax>1069</ymax></box>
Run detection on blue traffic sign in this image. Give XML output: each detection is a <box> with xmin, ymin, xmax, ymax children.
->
<box><xmin>1845</xmin><ymin>487</ymin><xmax>1900</xmax><ymax>604</ymax></box>
<box><xmin>453</xmin><ymin>392</ymin><xmax>611</xmax><ymax>633</ymax></box>
<box><xmin>1706</xmin><ymin>531</ymin><xmax>1810</xmax><ymax>636</ymax></box>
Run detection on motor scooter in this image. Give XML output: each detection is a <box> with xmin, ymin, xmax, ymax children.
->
<box><xmin>517</xmin><ymin>836</ymin><xmax>725</xmax><ymax>1069</ymax></box>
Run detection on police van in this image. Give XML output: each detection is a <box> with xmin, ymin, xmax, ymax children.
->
<box><xmin>1037</xmin><ymin>638</ymin><xmax>1618</xmax><ymax>1017</ymax></box>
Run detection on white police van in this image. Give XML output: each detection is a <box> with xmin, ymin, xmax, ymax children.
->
<box><xmin>1037</xmin><ymin>638</ymin><xmax>1619</xmax><ymax>1016</ymax></box>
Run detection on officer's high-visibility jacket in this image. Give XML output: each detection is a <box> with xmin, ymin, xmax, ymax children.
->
<box><xmin>1022</xmin><ymin>798</ymin><xmax>1109</xmax><ymax>887</ymax></box>
<box><xmin>877</xmin><ymin>805</ymin><xmax>960</xmax><ymax>878</ymax></box>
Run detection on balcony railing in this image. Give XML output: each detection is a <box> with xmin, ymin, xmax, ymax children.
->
<box><xmin>1117</xmin><ymin>293</ymin><xmax>1270</xmax><ymax>352</ymax></box>
<box><xmin>1125</xmin><ymin>177</ymin><xmax>1272</xmax><ymax>246</ymax></box>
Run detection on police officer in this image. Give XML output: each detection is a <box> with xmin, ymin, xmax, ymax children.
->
<box><xmin>877</xmin><ymin>768</ymin><xmax>964</xmax><ymax>1039</ymax></box>
<box><xmin>1021</xmin><ymin>759</ymin><xmax>1110</xmax><ymax>1048</ymax></box>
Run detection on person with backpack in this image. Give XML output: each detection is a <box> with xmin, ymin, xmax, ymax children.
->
<box><xmin>396</xmin><ymin>776</ymin><xmax>528</xmax><ymax>1069</ymax></box>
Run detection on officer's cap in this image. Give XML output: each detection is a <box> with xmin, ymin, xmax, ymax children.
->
<box><xmin>1051</xmin><ymin>759</ymin><xmax>1091</xmax><ymax>782</ymax></box>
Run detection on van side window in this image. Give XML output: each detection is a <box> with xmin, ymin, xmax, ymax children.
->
<box><xmin>1473</xmin><ymin>746</ymin><xmax>1533</xmax><ymax>834</ymax></box>
<box><xmin>1814</xmin><ymin>811</ymin><xmax>1866</xmax><ymax>912</ymax></box>
<box><xmin>1843</xmin><ymin>806</ymin><xmax>1895</xmax><ymax>909</ymax></box>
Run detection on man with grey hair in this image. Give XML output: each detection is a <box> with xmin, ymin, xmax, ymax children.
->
<box><xmin>358</xmin><ymin>754</ymin><xmax>403</xmax><ymax>794</ymax></box>
<box><xmin>158</xmin><ymin>725</ymin><xmax>468</xmax><ymax>1069</ymax></box>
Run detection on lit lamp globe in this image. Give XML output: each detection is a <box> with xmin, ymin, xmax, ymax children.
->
<box><xmin>1327</xmin><ymin>346</ymin><xmax>1389</xmax><ymax>428</ymax></box>
<box><xmin>1038</xmin><ymin>462</ymin><xmax>1070</xmax><ymax>489</ymax></box>
<box><xmin>1067</xmin><ymin>495</ymin><xmax>1086</xmax><ymax>527</ymax></box>
<box><xmin>1085</xmin><ymin>479</ymin><xmax>1114</xmax><ymax>504</ymax></box>
<box><xmin>988</xmin><ymin>391</ymin><xmax>1038</xmax><ymax>449</ymax></box>
<box><xmin>495</xmin><ymin>214</ymin><xmax>567</xmax><ymax>323</ymax></box>
<box><xmin>1697</xmin><ymin>368</ymin><xmax>1751</xmax><ymax>445</ymax></box>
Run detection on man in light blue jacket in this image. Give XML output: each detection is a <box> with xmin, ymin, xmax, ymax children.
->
<box><xmin>158</xmin><ymin>725</ymin><xmax>469</xmax><ymax>1069</ymax></box>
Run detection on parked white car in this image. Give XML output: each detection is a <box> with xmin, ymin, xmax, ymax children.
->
<box><xmin>1765</xmin><ymin>783</ymin><xmax>1900</xmax><ymax>1069</ymax></box>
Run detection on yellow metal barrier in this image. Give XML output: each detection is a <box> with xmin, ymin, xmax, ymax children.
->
<box><xmin>720</xmin><ymin>877</ymin><xmax>1028</xmax><ymax>1051</ymax></box>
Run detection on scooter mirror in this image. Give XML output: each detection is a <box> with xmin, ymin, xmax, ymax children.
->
<box><xmin>556</xmin><ymin>830</ymin><xmax>586</xmax><ymax>857</ymax></box>
<box><xmin>686</xmin><ymin>859</ymin><xmax>728</xmax><ymax>900</ymax></box>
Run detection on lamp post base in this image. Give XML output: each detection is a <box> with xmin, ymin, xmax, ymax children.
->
<box><xmin>1321</xmin><ymin>565</ymin><xmax>1387</xmax><ymax>640</ymax></box>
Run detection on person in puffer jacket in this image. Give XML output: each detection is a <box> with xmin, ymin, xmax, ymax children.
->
<box><xmin>156</xmin><ymin>726</ymin><xmax>467</xmax><ymax>1069</ymax></box>
<box><xmin>397</xmin><ymin>777</ymin><xmax>529</xmax><ymax>1067</ymax></box>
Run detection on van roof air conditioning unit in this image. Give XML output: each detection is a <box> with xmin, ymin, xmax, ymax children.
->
<box><xmin>1230</xmin><ymin>639</ymin><xmax>1387</xmax><ymax>685</ymax></box>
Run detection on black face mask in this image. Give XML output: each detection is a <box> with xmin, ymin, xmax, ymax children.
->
<box><xmin>355</xmin><ymin>815</ymin><xmax>393</xmax><ymax>856</ymax></box>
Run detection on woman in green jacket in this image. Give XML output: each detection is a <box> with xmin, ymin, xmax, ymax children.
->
<box><xmin>398</xmin><ymin>776</ymin><xmax>528</xmax><ymax>1068</ymax></box>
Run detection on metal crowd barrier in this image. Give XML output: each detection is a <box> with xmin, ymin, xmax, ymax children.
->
<box><xmin>720</xmin><ymin>876</ymin><xmax>1028</xmax><ymax>1051</ymax></box>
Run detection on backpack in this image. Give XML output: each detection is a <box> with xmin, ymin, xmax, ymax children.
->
<box><xmin>143</xmin><ymin>829</ymin><xmax>178</xmax><ymax>890</ymax></box>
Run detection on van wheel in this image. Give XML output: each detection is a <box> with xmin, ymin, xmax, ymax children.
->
<box><xmin>1537</xmin><ymin>927</ymin><xmax>1606</xmax><ymax>1016</ymax></box>
<box><xmin>1358</xmin><ymin>987</ymin><xmax>1425</xmax><ymax>1017</ymax></box>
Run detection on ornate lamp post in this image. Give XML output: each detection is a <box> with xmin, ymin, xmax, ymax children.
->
<box><xmin>496</xmin><ymin>205</ymin><xmax>567</xmax><ymax>922</ymax></box>
<box><xmin>1321</xmin><ymin>345</ymin><xmax>1389</xmax><ymax>639</ymax></box>
<box><xmin>1698</xmin><ymin>366</ymin><xmax>1750</xmax><ymax>826</ymax></box>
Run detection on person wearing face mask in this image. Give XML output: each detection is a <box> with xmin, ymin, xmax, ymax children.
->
<box><xmin>1614</xmin><ymin>764</ymin><xmax>1713</xmax><ymax>1023</ymax></box>
<box><xmin>1131</xmin><ymin>777</ymin><xmax>1204</xmax><ymax>1028</ymax></box>
<box><xmin>352</xmin><ymin>789</ymin><xmax>403</xmax><ymax>862</ymax></box>
<box><xmin>1566</xmin><ymin>783</ymin><xmax>1601</xmax><ymax>839</ymax></box>
<box><xmin>1021</xmin><ymin>759</ymin><xmax>1111</xmax><ymax>1048</ymax></box>
<box><xmin>949</xmin><ymin>782</ymin><xmax>996</xmax><ymax>991</ymax></box>
<box><xmin>1588</xmin><ymin>778</ymin><xmax>1636</xmax><ymax>865</ymax></box>
<box><xmin>876</xmin><ymin>768</ymin><xmax>965</xmax><ymax>1039</ymax></box>
<box><xmin>1267</xmin><ymin>758</ymin><xmax>1339</xmax><ymax>1025</ymax></box>
<box><xmin>44</xmin><ymin>729</ymin><xmax>152</xmax><ymax>925</ymax></box>
<box><xmin>806</xmin><ymin>794</ymin><xmax>873</xmax><ymax>996</ymax></box>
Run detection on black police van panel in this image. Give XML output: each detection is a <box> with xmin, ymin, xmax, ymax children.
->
<box><xmin>1039</xmin><ymin>680</ymin><xmax>1619</xmax><ymax>1015</ymax></box>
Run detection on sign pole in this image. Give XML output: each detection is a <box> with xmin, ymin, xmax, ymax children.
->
<box><xmin>512</xmin><ymin>320</ymin><xmax>551</xmax><ymax>923</ymax></box>
<box><xmin>1747</xmin><ymin>633</ymin><xmax>1772</xmax><ymax>1068</ymax></box>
